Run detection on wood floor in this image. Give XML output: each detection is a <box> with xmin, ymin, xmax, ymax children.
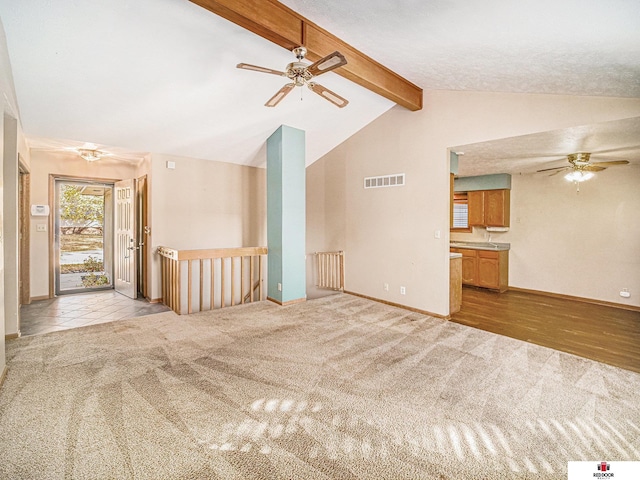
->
<box><xmin>450</xmin><ymin>287</ymin><xmax>640</xmax><ymax>373</ymax></box>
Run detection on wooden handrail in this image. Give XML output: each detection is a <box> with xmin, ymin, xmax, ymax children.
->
<box><xmin>158</xmin><ymin>246</ymin><xmax>267</xmax><ymax>261</ymax></box>
<box><xmin>158</xmin><ymin>246</ymin><xmax>267</xmax><ymax>315</ymax></box>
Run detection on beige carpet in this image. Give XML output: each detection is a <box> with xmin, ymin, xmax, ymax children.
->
<box><xmin>1</xmin><ymin>293</ymin><xmax>638</xmax><ymax>479</ymax></box>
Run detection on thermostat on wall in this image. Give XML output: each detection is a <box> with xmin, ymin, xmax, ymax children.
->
<box><xmin>31</xmin><ymin>204</ymin><xmax>50</xmax><ymax>216</ymax></box>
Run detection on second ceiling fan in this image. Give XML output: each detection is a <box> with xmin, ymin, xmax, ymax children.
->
<box><xmin>237</xmin><ymin>47</ymin><xmax>349</xmax><ymax>108</ymax></box>
<box><xmin>536</xmin><ymin>152</ymin><xmax>629</xmax><ymax>181</ymax></box>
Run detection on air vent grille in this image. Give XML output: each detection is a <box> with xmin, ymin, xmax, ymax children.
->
<box><xmin>364</xmin><ymin>173</ymin><xmax>405</xmax><ymax>189</ymax></box>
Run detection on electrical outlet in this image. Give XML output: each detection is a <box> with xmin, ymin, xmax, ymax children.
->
<box><xmin>400</xmin><ymin>286</ymin><xmax>406</xmax><ymax>295</ymax></box>
<box><xmin>384</xmin><ymin>283</ymin><xmax>389</xmax><ymax>291</ymax></box>
<box><xmin>277</xmin><ymin>283</ymin><xmax>282</xmax><ymax>292</ymax></box>
<box><xmin>620</xmin><ymin>288</ymin><xmax>630</xmax><ymax>298</ymax></box>
<box><xmin>36</xmin><ymin>224</ymin><xmax>47</xmax><ymax>232</ymax></box>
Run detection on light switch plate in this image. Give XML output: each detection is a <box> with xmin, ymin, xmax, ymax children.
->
<box><xmin>37</xmin><ymin>224</ymin><xmax>47</xmax><ymax>232</ymax></box>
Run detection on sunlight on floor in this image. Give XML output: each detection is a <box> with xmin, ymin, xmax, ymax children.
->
<box><xmin>196</xmin><ymin>398</ymin><xmax>640</xmax><ymax>475</ymax></box>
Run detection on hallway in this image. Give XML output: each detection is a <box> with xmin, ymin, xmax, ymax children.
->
<box><xmin>19</xmin><ymin>291</ymin><xmax>170</xmax><ymax>336</ymax></box>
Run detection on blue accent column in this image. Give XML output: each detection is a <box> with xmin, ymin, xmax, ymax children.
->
<box><xmin>267</xmin><ymin>125</ymin><xmax>306</xmax><ymax>304</ymax></box>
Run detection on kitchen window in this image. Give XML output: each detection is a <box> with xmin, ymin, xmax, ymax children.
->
<box><xmin>451</xmin><ymin>193</ymin><xmax>472</xmax><ymax>232</ymax></box>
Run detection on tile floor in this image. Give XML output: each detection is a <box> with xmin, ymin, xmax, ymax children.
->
<box><xmin>19</xmin><ymin>290</ymin><xmax>170</xmax><ymax>336</ymax></box>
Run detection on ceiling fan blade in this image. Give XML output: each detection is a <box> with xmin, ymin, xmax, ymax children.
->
<box><xmin>589</xmin><ymin>160</ymin><xmax>630</xmax><ymax>167</ymax></box>
<box><xmin>265</xmin><ymin>83</ymin><xmax>295</xmax><ymax>107</ymax></box>
<box><xmin>548</xmin><ymin>169</ymin><xmax>566</xmax><ymax>177</ymax></box>
<box><xmin>307</xmin><ymin>82</ymin><xmax>349</xmax><ymax>108</ymax></box>
<box><xmin>583</xmin><ymin>165</ymin><xmax>606</xmax><ymax>172</ymax></box>
<box><xmin>307</xmin><ymin>51</ymin><xmax>347</xmax><ymax>77</ymax></box>
<box><xmin>536</xmin><ymin>166</ymin><xmax>568</xmax><ymax>173</ymax></box>
<box><xmin>237</xmin><ymin>63</ymin><xmax>286</xmax><ymax>77</ymax></box>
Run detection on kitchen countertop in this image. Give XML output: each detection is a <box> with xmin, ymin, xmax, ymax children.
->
<box><xmin>449</xmin><ymin>252</ymin><xmax>462</xmax><ymax>259</ymax></box>
<box><xmin>450</xmin><ymin>241</ymin><xmax>510</xmax><ymax>251</ymax></box>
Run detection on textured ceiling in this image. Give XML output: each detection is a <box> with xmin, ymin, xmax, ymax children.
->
<box><xmin>0</xmin><ymin>0</ymin><xmax>393</xmax><ymax>167</ymax></box>
<box><xmin>452</xmin><ymin>116</ymin><xmax>640</xmax><ymax>176</ymax></box>
<box><xmin>1</xmin><ymin>0</ymin><xmax>639</xmax><ymax>169</ymax></box>
<box><xmin>281</xmin><ymin>0</ymin><xmax>640</xmax><ymax>97</ymax></box>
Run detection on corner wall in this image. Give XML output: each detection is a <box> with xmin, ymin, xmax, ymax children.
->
<box><xmin>149</xmin><ymin>154</ymin><xmax>266</xmax><ymax>301</ymax></box>
<box><xmin>307</xmin><ymin>90</ymin><xmax>640</xmax><ymax>316</ymax></box>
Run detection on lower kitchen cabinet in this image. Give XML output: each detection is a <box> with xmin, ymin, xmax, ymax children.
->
<box><xmin>457</xmin><ymin>249</ymin><xmax>477</xmax><ymax>284</ymax></box>
<box><xmin>450</xmin><ymin>248</ymin><xmax>509</xmax><ymax>292</ymax></box>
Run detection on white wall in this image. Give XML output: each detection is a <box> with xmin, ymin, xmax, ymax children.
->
<box><xmin>451</xmin><ymin>166</ymin><xmax>640</xmax><ymax>307</ymax></box>
<box><xmin>0</xmin><ymin>17</ymin><xmax>24</xmax><ymax>379</ymax></box>
<box><xmin>307</xmin><ymin>90</ymin><xmax>640</xmax><ymax>316</ymax></box>
<box><xmin>29</xmin><ymin>151</ymin><xmax>139</xmax><ymax>298</ymax></box>
<box><xmin>149</xmin><ymin>154</ymin><xmax>266</xmax><ymax>301</ymax></box>
<box><xmin>2</xmin><ymin>114</ymin><xmax>17</xmax><ymax>336</ymax></box>
<box><xmin>305</xmin><ymin>149</ymin><xmax>347</xmax><ymax>299</ymax></box>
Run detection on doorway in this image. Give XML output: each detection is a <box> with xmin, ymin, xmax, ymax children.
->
<box><xmin>19</xmin><ymin>156</ymin><xmax>30</xmax><ymax>307</ymax></box>
<box><xmin>54</xmin><ymin>179</ymin><xmax>114</xmax><ymax>295</ymax></box>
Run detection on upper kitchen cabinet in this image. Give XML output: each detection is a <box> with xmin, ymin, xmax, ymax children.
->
<box><xmin>485</xmin><ymin>189</ymin><xmax>510</xmax><ymax>227</ymax></box>
<box><xmin>468</xmin><ymin>191</ymin><xmax>485</xmax><ymax>226</ymax></box>
<box><xmin>468</xmin><ymin>189</ymin><xmax>510</xmax><ymax>227</ymax></box>
<box><xmin>452</xmin><ymin>174</ymin><xmax>512</xmax><ymax>229</ymax></box>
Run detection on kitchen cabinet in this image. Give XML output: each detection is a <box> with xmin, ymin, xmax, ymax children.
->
<box><xmin>467</xmin><ymin>191</ymin><xmax>485</xmax><ymax>226</ymax></box>
<box><xmin>450</xmin><ymin>247</ymin><xmax>509</xmax><ymax>292</ymax></box>
<box><xmin>467</xmin><ymin>189</ymin><xmax>510</xmax><ymax>227</ymax></box>
<box><xmin>450</xmin><ymin>254</ymin><xmax>462</xmax><ymax>314</ymax></box>
<box><xmin>456</xmin><ymin>248</ymin><xmax>478</xmax><ymax>284</ymax></box>
<box><xmin>477</xmin><ymin>250</ymin><xmax>509</xmax><ymax>290</ymax></box>
<box><xmin>485</xmin><ymin>189</ymin><xmax>510</xmax><ymax>227</ymax></box>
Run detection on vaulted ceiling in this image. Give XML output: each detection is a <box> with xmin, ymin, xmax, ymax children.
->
<box><xmin>1</xmin><ymin>0</ymin><xmax>638</xmax><ymax>169</ymax></box>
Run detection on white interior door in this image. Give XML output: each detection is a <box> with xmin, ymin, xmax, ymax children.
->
<box><xmin>114</xmin><ymin>179</ymin><xmax>137</xmax><ymax>298</ymax></box>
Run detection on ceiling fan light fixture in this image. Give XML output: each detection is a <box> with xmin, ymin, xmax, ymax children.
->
<box><xmin>78</xmin><ymin>148</ymin><xmax>104</xmax><ymax>162</ymax></box>
<box><xmin>237</xmin><ymin>47</ymin><xmax>349</xmax><ymax>108</ymax></box>
<box><xmin>564</xmin><ymin>170</ymin><xmax>594</xmax><ymax>182</ymax></box>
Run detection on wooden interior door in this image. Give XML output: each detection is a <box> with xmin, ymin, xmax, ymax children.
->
<box><xmin>114</xmin><ymin>179</ymin><xmax>137</xmax><ymax>299</ymax></box>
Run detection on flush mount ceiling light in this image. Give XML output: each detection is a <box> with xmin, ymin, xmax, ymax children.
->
<box><xmin>77</xmin><ymin>148</ymin><xmax>106</xmax><ymax>162</ymax></box>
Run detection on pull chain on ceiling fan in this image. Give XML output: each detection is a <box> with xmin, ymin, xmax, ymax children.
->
<box><xmin>237</xmin><ymin>47</ymin><xmax>349</xmax><ymax>108</ymax></box>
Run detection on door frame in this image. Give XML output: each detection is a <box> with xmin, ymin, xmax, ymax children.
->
<box><xmin>137</xmin><ymin>174</ymin><xmax>149</xmax><ymax>300</ymax></box>
<box><xmin>48</xmin><ymin>174</ymin><xmax>122</xmax><ymax>298</ymax></box>
<box><xmin>18</xmin><ymin>154</ymin><xmax>30</xmax><ymax>306</ymax></box>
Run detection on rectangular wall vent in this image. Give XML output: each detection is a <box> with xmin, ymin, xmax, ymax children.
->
<box><xmin>364</xmin><ymin>173</ymin><xmax>405</xmax><ymax>189</ymax></box>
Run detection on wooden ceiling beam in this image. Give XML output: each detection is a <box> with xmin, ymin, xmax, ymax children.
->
<box><xmin>189</xmin><ymin>0</ymin><xmax>423</xmax><ymax>111</ymax></box>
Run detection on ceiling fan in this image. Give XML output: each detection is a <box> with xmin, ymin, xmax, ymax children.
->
<box><xmin>536</xmin><ymin>152</ymin><xmax>629</xmax><ymax>182</ymax></box>
<box><xmin>237</xmin><ymin>46</ymin><xmax>349</xmax><ymax>108</ymax></box>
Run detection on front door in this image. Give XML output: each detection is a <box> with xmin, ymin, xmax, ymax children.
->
<box><xmin>114</xmin><ymin>179</ymin><xmax>137</xmax><ymax>299</ymax></box>
<box><xmin>54</xmin><ymin>180</ymin><xmax>113</xmax><ymax>295</ymax></box>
